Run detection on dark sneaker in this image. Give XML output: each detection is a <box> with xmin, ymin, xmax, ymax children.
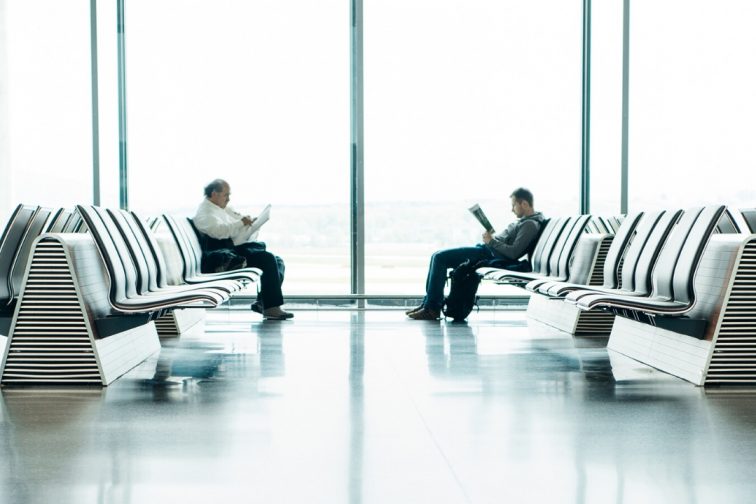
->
<box><xmin>251</xmin><ymin>301</ymin><xmax>264</xmax><ymax>314</ymax></box>
<box><xmin>405</xmin><ymin>305</ymin><xmax>424</xmax><ymax>315</ymax></box>
<box><xmin>408</xmin><ymin>308</ymin><xmax>441</xmax><ymax>320</ymax></box>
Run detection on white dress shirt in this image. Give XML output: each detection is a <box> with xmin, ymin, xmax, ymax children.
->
<box><xmin>193</xmin><ymin>199</ymin><xmax>257</xmax><ymax>246</ymax></box>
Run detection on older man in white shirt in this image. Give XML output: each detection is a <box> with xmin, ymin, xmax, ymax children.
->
<box><xmin>193</xmin><ymin>179</ymin><xmax>292</xmax><ymax>320</ymax></box>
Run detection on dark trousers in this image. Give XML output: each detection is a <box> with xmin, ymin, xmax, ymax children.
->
<box><xmin>422</xmin><ymin>244</ymin><xmax>518</xmax><ymax>311</ymax></box>
<box><xmin>234</xmin><ymin>245</ymin><xmax>286</xmax><ymax>309</ymax></box>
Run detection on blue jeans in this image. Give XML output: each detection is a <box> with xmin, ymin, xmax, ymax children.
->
<box><xmin>422</xmin><ymin>244</ymin><xmax>499</xmax><ymax>311</ymax></box>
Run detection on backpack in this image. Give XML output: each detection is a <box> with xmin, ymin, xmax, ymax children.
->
<box><xmin>442</xmin><ymin>259</ymin><xmax>483</xmax><ymax>322</ymax></box>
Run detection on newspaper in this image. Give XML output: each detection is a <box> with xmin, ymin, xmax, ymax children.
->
<box><xmin>232</xmin><ymin>204</ymin><xmax>271</xmax><ymax>245</ymax></box>
<box><xmin>468</xmin><ymin>204</ymin><xmax>495</xmax><ymax>233</ymax></box>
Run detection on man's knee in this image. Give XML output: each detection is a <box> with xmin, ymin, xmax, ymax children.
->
<box><xmin>432</xmin><ymin>248</ymin><xmax>457</xmax><ymax>266</ymax></box>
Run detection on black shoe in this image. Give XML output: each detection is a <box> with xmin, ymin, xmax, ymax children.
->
<box><xmin>263</xmin><ymin>308</ymin><xmax>294</xmax><ymax>320</ymax></box>
<box><xmin>251</xmin><ymin>301</ymin><xmax>264</xmax><ymax>314</ymax></box>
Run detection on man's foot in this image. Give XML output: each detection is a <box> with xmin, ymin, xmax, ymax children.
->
<box><xmin>405</xmin><ymin>305</ymin><xmax>424</xmax><ymax>315</ymax></box>
<box><xmin>251</xmin><ymin>301</ymin><xmax>264</xmax><ymax>315</ymax></box>
<box><xmin>264</xmin><ymin>306</ymin><xmax>294</xmax><ymax>320</ymax></box>
<box><xmin>408</xmin><ymin>308</ymin><xmax>441</xmax><ymax>320</ymax></box>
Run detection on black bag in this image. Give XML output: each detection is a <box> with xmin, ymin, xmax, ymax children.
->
<box><xmin>442</xmin><ymin>259</ymin><xmax>483</xmax><ymax>322</ymax></box>
<box><xmin>202</xmin><ymin>249</ymin><xmax>247</xmax><ymax>273</ymax></box>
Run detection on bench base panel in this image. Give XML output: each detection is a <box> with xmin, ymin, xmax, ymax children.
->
<box><xmin>527</xmin><ymin>294</ymin><xmax>615</xmax><ymax>337</ymax></box>
<box><xmin>155</xmin><ymin>309</ymin><xmax>206</xmax><ymax>338</ymax></box>
<box><xmin>608</xmin><ymin>316</ymin><xmax>712</xmax><ymax>386</ymax></box>
<box><xmin>95</xmin><ymin>322</ymin><xmax>161</xmax><ymax>385</ymax></box>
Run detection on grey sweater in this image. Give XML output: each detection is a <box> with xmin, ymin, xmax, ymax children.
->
<box><xmin>485</xmin><ymin>212</ymin><xmax>546</xmax><ymax>260</ymax></box>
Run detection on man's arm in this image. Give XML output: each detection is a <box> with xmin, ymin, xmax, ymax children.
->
<box><xmin>485</xmin><ymin>220</ymin><xmax>540</xmax><ymax>260</ymax></box>
<box><xmin>193</xmin><ymin>211</ymin><xmax>247</xmax><ymax>241</ymax></box>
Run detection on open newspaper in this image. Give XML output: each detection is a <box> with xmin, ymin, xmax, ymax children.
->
<box><xmin>468</xmin><ymin>204</ymin><xmax>495</xmax><ymax>233</ymax></box>
<box><xmin>232</xmin><ymin>204</ymin><xmax>271</xmax><ymax>245</ymax></box>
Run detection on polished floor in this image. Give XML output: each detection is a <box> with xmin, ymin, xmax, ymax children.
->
<box><xmin>2</xmin><ymin>309</ymin><xmax>756</xmax><ymax>503</ymax></box>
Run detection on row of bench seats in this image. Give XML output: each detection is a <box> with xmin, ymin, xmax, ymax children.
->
<box><xmin>484</xmin><ymin>206</ymin><xmax>756</xmax><ymax>386</ymax></box>
<box><xmin>0</xmin><ymin>203</ymin><xmax>260</xmax><ymax>385</ymax></box>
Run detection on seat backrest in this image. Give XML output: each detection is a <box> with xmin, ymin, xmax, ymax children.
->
<box><xmin>126</xmin><ymin>210</ymin><xmax>171</xmax><ymax>289</ymax></box>
<box><xmin>600</xmin><ymin>211</ymin><xmax>644</xmax><ymax>289</ymax></box>
<box><xmin>9</xmin><ymin>206</ymin><xmax>55</xmax><ymax>301</ymax></box>
<box><xmin>624</xmin><ymin>209</ymin><xmax>682</xmax><ymax>295</ymax></box>
<box><xmin>607</xmin><ymin>215</ymin><xmax>624</xmax><ymax>233</ymax></box>
<box><xmin>586</xmin><ymin>219</ymin><xmax>601</xmax><ymax>234</ymax></box>
<box><xmin>714</xmin><ymin>208</ymin><xmax>741</xmax><ymax>234</ymax></box>
<box><xmin>612</xmin><ymin>210</ymin><xmax>663</xmax><ymax>290</ymax></box>
<box><xmin>520</xmin><ymin>217</ymin><xmax>550</xmax><ymax>266</ymax></box>
<box><xmin>0</xmin><ymin>205</ymin><xmax>38</xmax><ymax>305</ymax></box>
<box><xmin>62</xmin><ymin>211</ymin><xmax>84</xmax><ymax>232</ymax></box>
<box><xmin>550</xmin><ymin>215</ymin><xmax>592</xmax><ymax>279</ymax></box>
<box><xmin>162</xmin><ymin>214</ymin><xmax>199</xmax><ymax>281</ymax></box>
<box><xmin>741</xmin><ymin>208</ymin><xmax>756</xmax><ymax>233</ymax></box>
<box><xmin>532</xmin><ymin>217</ymin><xmax>569</xmax><ymax>275</ymax></box>
<box><xmin>529</xmin><ymin>218</ymin><xmax>555</xmax><ymax>272</ymax></box>
<box><xmin>669</xmin><ymin>205</ymin><xmax>726</xmax><ymax>304</ymax></box>
<box><xmin>45</xmin><ymin>208</ymin><xmax>69</xmax><ymax>233</ymax></box>
<box><xmin>182</xmin><ymin>218</ymin><xmax>207</xmax><ymax>275</ymax></box>
<box><xmin>647</xmin><ymin>207</ymin><xmax>705</xmax><ymax>301</ymax></box>
<box><xmin>76</xmin><ymin>205</ymin><xmax>137</xmax><ymax>304</ymax></box>
<box><xmin>590</xmin><ymin>217</ymin><xmax>610</xmax><ymax>234</ymax></box>
<box><xmin>106</xmin><ymin>208</ymin><xmax>156</xmax><ymax>295</ymax></box>
<box><xmin>147</xmin><ymin>216</ymin><xmax>161</xmax><ymax>232</ymax></box>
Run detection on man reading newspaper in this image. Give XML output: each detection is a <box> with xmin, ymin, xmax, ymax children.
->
<box><xmin>193</xmin><ymin>179</ymin><xmax>293</xmax><ymax>320</ymax></box>
<box><xmin>407</xmin><ymin>187</ymin><xmax>545</xmax><ymax>320</ymax></box>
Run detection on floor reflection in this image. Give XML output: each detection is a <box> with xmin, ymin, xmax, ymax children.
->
<box><xmin>2</xmin><ymin>311</ymin><xmax>756</xmax><ymax>503</ymax></box>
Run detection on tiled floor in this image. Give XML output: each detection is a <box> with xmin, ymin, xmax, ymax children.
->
<box><xmin>2</xmin><ymin>309</ymin><xmax>756</xmax><ymax>503</ymax></box>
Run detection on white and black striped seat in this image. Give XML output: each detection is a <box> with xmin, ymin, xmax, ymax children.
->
<box><xmin>62</xmin><ymin>211</ymin><xmax>84</xmax><ymax>232</ymax></box>
<box><xmin>1</xmin><ymin>205</ymin><xmax>38</xmax><ymax>309</ymax></box>
<box><xmin>45</xmin><ymin>208</ymin><xmax>75</xmax><ymax>233</ymax></box>
<box><xmin>4</xmin><ymin>206</ymin><xmax>56</xmax><ymax>307</ymax></box>
<box><xmin>162</xmin><ymin>214</ymin><xmax>261</xmax><ymax>284</ymax></box>
<box><xmin>105</xmin><ymin>208</ymin><xmax>245</xmax><ymax>297</ymax></box>
<box><xmin>489</xmin><ymin>214</ymin><xmax>592</xmax><ymax>287</ymax></box>
<box><xmin>531</xmin><ymin>211</ymin><xmax>645</xmax><ymax>297</ymax></box>
<box><xmin>76</xmin><ymin>205</ymin><xmax>229</xmax><ymax>313</ymax></box>
<box><xmin>573</xmin><ymin>206</ymin><xmax>726</xmax><ymax>329</ymax></box>
<box><xmin>479</xmin><ymin>216</ymin><xmax>569</xmax><ymax>284</ymax></box>
<box><xmin>564</xmin><ymin>209</ymin><xmax>683</xmax><ymax>304</ymax></box>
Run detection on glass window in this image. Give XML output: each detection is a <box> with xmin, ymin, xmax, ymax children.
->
<box><xmin>125</xmin><ymin>0</ymin><xmax>350</xmax><ymax>294</ymax></box>
<box><xmin>364</xmin><ymin>0</ymin><xmax>582</xmax><ymax>294</ymax></box>
<box><xmin>1</xmin><ymin>0</ymin><xmax>92</xmax><ymax>217</ymax></box>
<box><xmin>629</xmin><ymin>1</ymin><xmax>756</xmax><ymax>210</ymax></box>
<box><xmin>590</xmin><ymin>0</ymin><xmax>623</xmax><ymax>216</ymax></box>
<box><xmin>95</xmin><ymin>0</ymin><xmax>121</xmax><ymax>208</ymax></box>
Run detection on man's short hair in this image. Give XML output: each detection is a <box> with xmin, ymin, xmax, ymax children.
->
<box><xmin>204</xmin><ymin>179</ymin><xmax>227</xmax><ymax>198</ymax></box>
<box><xmin>510</xmin><ymin>187</ymin><xmax>534</xmax><ymax>207</ymax></box>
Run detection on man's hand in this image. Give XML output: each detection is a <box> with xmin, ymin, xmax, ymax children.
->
<box><xmin>482</xmin><ymin>231</ymin><xmax>493</xmax><ymax>244</ymax></box>
<box><xmin>242</xmin><ymin>216</ymin><xmax>257</xmax><ymax>226</ymax></box>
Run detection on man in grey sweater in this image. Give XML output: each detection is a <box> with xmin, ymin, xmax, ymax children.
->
<box><xmin>408</xmin><ymin>187</ymin><xmax>545</xmax><ymax>320</ymax></box>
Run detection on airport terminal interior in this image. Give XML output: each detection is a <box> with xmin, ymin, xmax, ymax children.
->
<box><xmin>2</xmin><ymin>1</ymin><xmax>756</xmax><ymax>503</ymax></box>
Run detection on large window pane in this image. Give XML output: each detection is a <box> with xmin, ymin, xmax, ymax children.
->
<box><xmin>95</xmin><ymin>0</ymin><xmax>121</xmax><ymax>208</ymax></box>
<box><xmin>590</xmin><ymin>1</ymin><xmax>623</xmax><ymax>215</ymax></box>
<box><xmin>365</xmin><ymin>1</ymin><xmax>582</xmax><ymax>294</ymax></box>
<box><xmin>0</xmin><ymin>0</ymin><xmax>92</xmax><ymax>219</ymax></box>
<box><xmin>126</xmin><ymin>0</ymin><xmax>349</xmax><ymax>294</ymax></box>
<box><xmin>630</xmin><ymin>1</ymin><xmax>756</xmax><ymax>209</ymax></box>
